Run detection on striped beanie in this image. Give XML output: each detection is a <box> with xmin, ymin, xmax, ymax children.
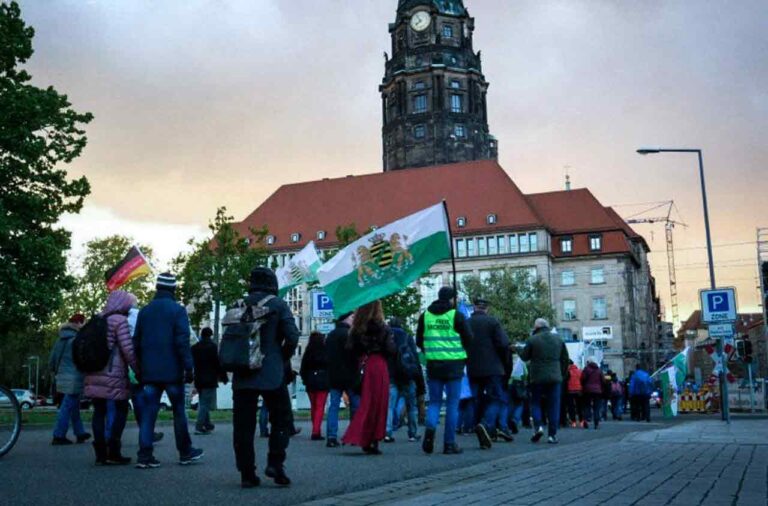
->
<box><xmin>156</xmin><ymin>272</ymin><xmax>177</xmax><ymax>290</ymax></box>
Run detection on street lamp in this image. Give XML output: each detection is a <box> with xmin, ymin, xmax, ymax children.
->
<box><xmin>636</xmin><ymin>147</ymin><xmax>727</xmax><ymax>421</ymax></box>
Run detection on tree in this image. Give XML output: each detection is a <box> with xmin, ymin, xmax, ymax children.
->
<box><xmin>0</xmin><ymin>1</ymin><xmax>92</xmax><ymax>337</ymax></box>
<box><xmin>173</xmin><ymin>207</ymin><xmax>268</xmax><ymax>335</ymax></box>
<box><xmin>462</xmin><ymin>268</ymin><xmax>556</xmax><ymax>343</ymax></box>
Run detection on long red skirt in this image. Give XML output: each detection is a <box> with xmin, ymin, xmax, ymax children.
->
<box><xmin>342</xmin><ymin>353</ymin><xmax>389</xmax><ymax>448</ymax></box>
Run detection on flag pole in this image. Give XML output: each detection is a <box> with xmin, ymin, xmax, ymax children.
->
<box><xmin>441</xmin><ymin>200</ymin><xmax>458</xmax><ymax>307</ymax></box>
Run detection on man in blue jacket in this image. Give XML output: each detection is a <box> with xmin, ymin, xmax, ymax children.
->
<box><xmin>134</xmin><ymin>273</ymin><xmax>202</xmax><ymax>469</ymax></box>
<box><xmin>629</xmin><ymin>366</ymin><xmax>653</xmax><ymax>422</ymax></box>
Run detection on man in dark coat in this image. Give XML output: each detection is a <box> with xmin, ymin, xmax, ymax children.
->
<box><xmin>134</xmin><ymin>273</ymin><xmax>201</xmax><ymax>468</ymax></box>
<box><xmin>231</xmin><ymin>267</ymin><xmax>299</xmax><ymax>488</ymax></box>
<box><xmin>191</xmin><ymin>327</ymin><xmax>228</xmax><ymax>435</ymax></box>
<box><xmin>384</xmin><ymin>317</ymin><xmax>423</xmax><ymax>443</ymax></box>
<box><xmin>467</xmin><ymin>299</ymin><xmax>511</xmax><ymax>446</ymax></box>
<box><xmin>324</xmin><ymin>311</ymin><xmax>359</xmax><ymax>448</ymax></box>
<box><xmin>416</xmin><ymin>287</ymin><xmax>473</xmax><ymax>455</ymax></box>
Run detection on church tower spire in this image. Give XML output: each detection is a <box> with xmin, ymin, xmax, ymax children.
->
<box><xmin>381</xmin><ymin>0</ymin><xmax>498</xmax><ymax>172</ymax></box>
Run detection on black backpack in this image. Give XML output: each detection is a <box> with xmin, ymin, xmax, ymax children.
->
<box><xmin>219</xmin><ymin>296</ymin><xmax>274</xmax><ymax>373</ymax></box>
<box><xmin>397</xmin><ymin>340</ymin><xmax>421</xmax><ymax>382</ymax></box>
<box><xmin>72</xmin><ymin>315</ymin><xmax>112</xmax><ymax>373</ymax></box>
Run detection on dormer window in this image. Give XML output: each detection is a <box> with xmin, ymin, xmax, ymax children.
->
<box><xmin>317</xmin><ymin>231</ymin><xmax>326</xmax><ymax>241</ymax></box>
<box><xmin>561</xmin><ymin>237</ymin><xmax>573</xmax><ymax>254</ymax></box>
<box><xmin>589</xmin><ymin>234</ymin><xmax>603</xmax><ymax>252</ymax></box>
<box><xmin>266</xmin><ymin>235</ymin><xmax>276</xmax><ymax>246</ymax></box>
<box><xmin>456</xmin><ymin>217</ymin><xmax>467</xmax><ymax>228</ymax></box>
<box><xmin>290</xmin><ymin>233</ymin><xmax>301</xmax><ymax>243</ymax></box>
<box><xmin>486</xmin><ymin>214</ymin><xmax>497</xmax><ymax>225</ymax></box>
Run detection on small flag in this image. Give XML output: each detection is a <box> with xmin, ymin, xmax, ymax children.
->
<box><xmin>105</xmin><ymin>246</ymin><xmax>152</xmax><ymax>291</ymax></box>
<box><xmin>318</xmin><ymin>203</ymin><xmax>451</xmax><ymax>317</ymax></box>
<box><xmin>661</xmin><ymin>347</ymin><xmax>688</xmax><ymax>418</ymax></box>
<box><xmin>276</xmin><ymin>241</ymin><xmax>323</xmax><ymax>297</ymax></box>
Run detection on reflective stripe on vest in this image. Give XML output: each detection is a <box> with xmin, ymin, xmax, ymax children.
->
<box><xmin>423</xmin><ymin>309</ymin><xmax>467</xmax><ymax>361</ymax></box>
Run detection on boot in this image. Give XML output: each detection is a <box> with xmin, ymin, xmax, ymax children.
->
<box><xmin>93</xmin><ymin>441</ymin><xmax>109</xmax><ymax>466</ymax></box>
<box><xmin>422</xmin><ymin>428</ymin><xmax>436</xmax><ymax>454</ymax></box>
<box><xmin>107</xmin><ymin>440</ymin><xmax>132</xmax><ymax>465</ymax></box>
<box><xmin>265</xmin><ymin>465</ymin><xmax>291</xmax><ymax>487</ymax></box>
<box><xmin>241</xmin><ymin>469</ymin><xmax>261</xmax><ymax>489</ymax></box>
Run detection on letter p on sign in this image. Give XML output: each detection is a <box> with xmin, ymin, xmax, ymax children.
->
<box><xmin>701</xmin><ymin>288</ymin><xmax>737</xmax><ymax>323</ymax></box>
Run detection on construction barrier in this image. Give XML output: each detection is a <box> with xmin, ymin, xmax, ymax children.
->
<box><xmin>679</xmin><ymin>389</ymin><xmax>717</xmax><ymax>414</ymax></box>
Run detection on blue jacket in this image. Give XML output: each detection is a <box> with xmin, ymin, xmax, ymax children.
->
<box><xmin>134</xmin><ymin>290</ymin><xmax>193</xmax><ymax>384</ymax></box>
<box><xmin>629</xmin><ymin>369</ymin><xmax>653</xmax><ymax>397</ymax></box>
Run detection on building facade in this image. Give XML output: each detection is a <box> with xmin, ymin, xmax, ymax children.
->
<box><xmin>381</xmin><ymin>0</ymin><xmax>497</xmax><ymax>171</ymax></box>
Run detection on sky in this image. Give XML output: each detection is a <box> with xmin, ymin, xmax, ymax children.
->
<box><xmin>18</xmin><ymin>0</ymin><xmax>768</xmax><ymax>320</ymax></box>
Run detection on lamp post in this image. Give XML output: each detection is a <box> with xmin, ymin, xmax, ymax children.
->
<box><xmin>636</xmin><ymin>147</ymin><xmax>729</xmax><ymax>422</ymax></box>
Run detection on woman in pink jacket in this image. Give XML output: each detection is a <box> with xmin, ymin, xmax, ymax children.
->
<box><xmin>84</xmin><ymin>290</ymin><xmax>138</xmax><ymax>465</ymax></box>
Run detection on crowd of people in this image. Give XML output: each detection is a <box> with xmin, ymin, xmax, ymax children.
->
<box><xmin>48</xmin><ymin>268</ymin><xmax>657</xmax><ymax>488</ymax></box>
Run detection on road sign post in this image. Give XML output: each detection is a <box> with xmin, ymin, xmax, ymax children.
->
<box><xmin>701</xmin><ymin>287</ymin><xmax>738</xmax><ymax>423</ymax></box>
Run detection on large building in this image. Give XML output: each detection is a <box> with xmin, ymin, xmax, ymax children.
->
<box><xmin>232</xmin><ymin>0</ymin><xmax>659</xmax><ymax>377</ymax></box>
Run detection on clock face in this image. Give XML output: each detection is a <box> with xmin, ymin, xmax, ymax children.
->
<box><xmin>410</xmin><ymin>11</ymin><xmax>431</xmax><ymax>32</ymax></box>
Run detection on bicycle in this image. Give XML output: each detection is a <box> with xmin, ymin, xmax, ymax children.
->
<box><xmin>0</xmin><ymin>385</ymin><xmax>22</xmax><ymax>457</ymax></box>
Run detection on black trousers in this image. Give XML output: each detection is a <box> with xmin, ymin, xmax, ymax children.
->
<box><xmin>233</xmin><ymin>385</ymin><xmax>292</xmax><ymax>474</ymax></box>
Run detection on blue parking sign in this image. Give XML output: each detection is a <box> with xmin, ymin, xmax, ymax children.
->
<box><xmin>312</xmin><ymin>291</ymin><xmax>335</xmax><ymax>319</ymax></box>
<box><xmin>700</xmin><ymin>288</ymin><xmax>737</xmax><ymax>323</ymax></box>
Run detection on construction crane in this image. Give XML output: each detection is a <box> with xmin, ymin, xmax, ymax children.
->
<box><xmin>625</xmin><ymin>201</ymin><xmax>687</xmax><ymax>328</ymax></box>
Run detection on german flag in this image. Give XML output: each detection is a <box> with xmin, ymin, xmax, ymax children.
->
<box><xmin>105</xmin><ymin>246</ymin><xmax>152</xmax><ymax>291</ymax></box>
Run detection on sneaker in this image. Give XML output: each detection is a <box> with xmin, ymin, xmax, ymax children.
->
<box><xmin>194</xmin><ymin>429</ymin><xmax>210</xmax><ymax>436</ymax></box>
<box><xmin>422</xmin><ymin>428</ymin><xmax>435</xmax><ymax>454</ymax></box>
<box><xmin>76</xmin><ymin>433</ymin><xmax>92</xmax><ymax>444</ymax></box>
<box><xmin>496</xmin><ymin>429</ymin><xmax>514</xmax><ymax>442</ymax></box>
<box><xmin>547</xmin><ymin>436</ymin><xmax>559</xmax><ymax>445</ymax></box>
<box><xmin>408</xmin><ymin>435</ymin><xmax>422</xmax><ymax>443</ymax></box>
<box><xmin>241</xmin><ymin>475</ymin><xmax>261</xmax><ymax>489</ymax></box>
<box><xmin>265</xmin><ymin>465</ymin><xmax>291</xmax><ymax>487</ymax></box>
<box><xmin>153</xmin><ymin>432</ymin><xmax>164</xmax><ymax>443</ymax></box>
<box><xmin>51</xmin><ymin>437</ymin><xmax>73</xmax><ymax>446</ymax></box>
<box><xmin>531</xmin><ymin>426</ymin><xmax>545</xmax><ymax>443</ymax></box>
<box><xmin>443</xmin><ymin>443</ymin><xmax>463</xmax><ymax>455</ymax></box>
<box><xmin>383</xmin><ymin>436</ymin><xmax>395</xmax><ymax>443</ymax></box>
<box><xmin>326</xmin><ymin>439</ymin><xmax>340</xmax><ymax>448</ymax></box>
<box><xmin>474</xmin><ymin>424</ymin><xmax>493</xmax><ymax>449</ymax></box>
<box><xmin>179</xmin><ymin>447</ymin><xmax>204</xmax><ymax>465</ymax></box>
<box><xmin>135</xmin><ymin>457</ymin><xmax>161</xmax><ymax>469</ymax></box>
<box><xmin>510</xmin><ymin>421</ymin><xmax>519</xmax><ymax>435</ymax></box>
<box><xmin>205</xmin><ymin>423</ymin><xmax>215</xmax><ymax>432</ymax></box>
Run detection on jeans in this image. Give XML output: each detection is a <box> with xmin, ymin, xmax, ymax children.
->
<box><xmin>386</xmin><ymin>381</ymin><xmax>418</xmax><ymax>438</ymax></box>
<box><xmin>497</xmin><ymin>387</ymin><xmax>510</xmax><ymax>431</ymax></box>
<box><xmin>131</xmin><ymin>384</ymin><xmax>144</xmax><ymax>426</ymax></box>
<box><xmin>584</xmin><ymin>393</ymin><xmax>602</xmax><ymax>427</ymax></box>
<box><xmin>611</xmin><ymin>395</ymin><xmax>624</xmax><ymax>419</ymax></box>
<box><xmin>530</xmin><ymin>382</ymin><xmax>562</xmax><ymax>437</ymax></box>
<box><xmin>471</xmin><ymin>376</ymin><xmax>506</xmax><ymax>432</ymax></box>
<box><xmin>326</xmin><ymin>388</ymin><xmax>360</xmax><ymax>441</ymax></box>
<box><xmin>426</xmin><ymin>378</ymin><xmax>461</xmax><ymax>445</ymax></box>
<box><xmin>458</xmin><ymin>399</ymin><xmax>475</xmax><ymax>433</ymax></box>
<box><xmin>196</xmin><ymin>388</ymin><xmax>216</xmax><ymax>431</ymax></box>
<box><xmin>92</xmin><ymin>398</ymin><xmax>128</xmax><ymax>444</ymax></box>
<box><xmin>233</xmin><ymin>386</ymin><xmax>292</xmax><ymax>473</ymax></box>
<box><xmin>308</xmin><ymin>391</ymin><xmax>329</xmax><ymax>436</ymax></box>
<box><xmin>53</xmin><ymin>394</ymin><xmax>86</xmax><ymax>439</ymax></box>
<box><xmin>138</xmin><ymin>383</ymin><xmax>192</xmax><ymax>460</ymax></box>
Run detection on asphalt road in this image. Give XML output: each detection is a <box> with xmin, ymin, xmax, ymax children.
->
<box><xmin>1</xmin><ymin>414</ymin><xmax>679</xmax><ymax>505</ymax></box>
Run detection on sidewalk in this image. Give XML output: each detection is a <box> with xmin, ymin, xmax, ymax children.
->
<box><xmin>303</xmin><ymin>420</ymin><xmax>768</xmax><ymax>506</ymax></box>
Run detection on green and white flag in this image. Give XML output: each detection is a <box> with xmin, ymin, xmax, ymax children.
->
<box><xmin>276</xmin><ymin>241</ymin><xmax>323</xmax><ymax>297</ymax></box>
<box><xmin>318</xmin><ymin>203</ymin><xmax>451</xmax><ymax>316</ymax></box>
<box><xmin>661</xmin><ymin>347</ymin><xmax>689</xmax><ymax>418</ymax></box>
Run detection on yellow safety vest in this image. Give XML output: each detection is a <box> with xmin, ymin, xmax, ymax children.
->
<box><xmin>423</xmin><ymin>310</ymin><xmax>467</xmax><ymax>361</ymax></box>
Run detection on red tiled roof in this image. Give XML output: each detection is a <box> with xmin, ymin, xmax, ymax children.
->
<box><xmin>525</xmin><ymin>189</ymin><xmax>628</xmax><ymax>235</ymax></box>
<box><xmin>235</xmin><ymin>161</ymin><xmax>543</xmax><ymax>249</ymax></box>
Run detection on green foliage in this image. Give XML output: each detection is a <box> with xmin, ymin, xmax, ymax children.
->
<box><xmin>0</xmin><ymin>1</ymin><xmax>92</xmax><ymax>386</ymax></box>
<box><xmin>173</xmin><ymin>207</ymin><xmax>268</xmax><ymax>333</ymax></box>
<box><xmin>382</xmin><ymin>286</ymin><xmax>422</xmax><ymax>334</ymax></box>
<box><xmin>461</xmin><ymin>268</ymin><xmax>556</xmax><ymax>343</ymax></box>
<box><xmin>334</xmin><ymin>224</ymin><xmax>361</xmax><ymax>248</ymax></box>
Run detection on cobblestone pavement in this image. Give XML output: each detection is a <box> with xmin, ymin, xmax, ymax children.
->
<box><xmin>303</xmin><ymin>419</ymin><xmax>768</xmax><ymax>506</ymax></box>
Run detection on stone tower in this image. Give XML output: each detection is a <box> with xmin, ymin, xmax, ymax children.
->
<box><xmin>381</xmin><ymin>0</ymin><xmax>498</xmax><ymax>172</ymax></box>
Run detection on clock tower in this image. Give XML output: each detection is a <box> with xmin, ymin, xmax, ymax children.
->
<box><xmin>381</xmin><ymin>0</ymin><xmax>498</xmax><ymax>172</ymax></box>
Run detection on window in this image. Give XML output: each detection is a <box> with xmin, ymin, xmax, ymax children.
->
<box><xmin>456</xmin><ymin>239</ymin><xmax>467</xmax><ymax>258</ymax></box>
<box><xmin>529</xmin><ymin>233</ymin><xmax>538</xmax><ymax>252</ymax></box>
<box><xmin>488</xmin><ymin>237</ymin><xmax>497</xmax><ymax>255</ymax></box>
<box><xmin>561</xmin><ymin>238</ymin><xmax>573</xmax><ymax>254</ymax></box>
<box><xmin>451</xmin><ymin>94</ymin><xmax>463</xmax><ymax>113</ymax></box>
<box><xmin>589</xmin><ymin>235</ymin><xmax>603</xmax><ymax>252</ymax></box>
<box><xmin>497</xmin><ymin>236</ymin><xmax>507</xmax><ymax>254</ymax></box>
<box><xmin>317</xmin><ymin>231</ymin><xmax>326</xmax><ymax>241</ymax></box>
<box><xmin>509</xmin><ymin>234</ymin><xmax>519</xmax><ymax>254</ymax></box>
<box><xmin>592</xmin><ymin>297</ymin><xmax>608</xmax><ymax>320</ymax></box>
<box><xmin>450</xmin><ymin>79</ymin><xmax>461</xmax><ymax>89</ymax></box>
<box><xmin>443</xmin><ymin>24</ymin><xmax>454</xmax><ymax>38</ymax></box>
<box><xmin>414</xmin><ymin>124</ymin><xmax>426</xmax><ymax>139</ymax></box>
<box><xmin>267</xmin><ymin>235</ymin><xmax>276</xmax><ymax>246</ymax></box>
<box><xmin>564</xmin><ymin>300</ymin><xmax>577</xmax><ymax>321</ymax></box>
<box><xmin>456</xmin><ymin>216</ymin><xmax>467</xmax><ymax>228</ymax></box>
<box><xmin>454</xmin><ymin>124</ymin><xmax>466</xmax><ymax>138</ymax></box>
<box><xmin>591</xmin><ymin>267</ymin><xmax>605</xmax><ymax>285</ymax></box>
<box><xmin>413</xmin><ymin>80</ymin><xmax>426</xmax><ymax>90</ymax></box>
<box><xmin>413</xmin><ymin>94</ymin><xmax>427</xmax><ymax>113</ymax></box>
<box><xmin>290</xmin><ymin>233</ymin><xmax>301</xmax><ymax>243</ymax></box>
<box><xmin>486</xmin><ymin>214</ymin><xmax>497</xmax><ymax>225</ymax></box>
<box><xmin>561</xmin><ymin>271</ymin><xmax>575</xmax><ymax>286</ymax></box>
<box><xmin>466</xmin><ymin>238</ymin><xmax>476</xmax><ymax>256</ymax></box>
<box><xmin>478</xmin><ymin>236</ymin><xmax>487</xmax><ymax>256</ymax></box>
<box><xmin>519</xmin><ymin>233</ymin><xmax>530</xmax><ymax>253</ymax></box>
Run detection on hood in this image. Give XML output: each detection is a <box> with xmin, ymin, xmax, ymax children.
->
<box><xmin>585</xmin><ymin>362</ymin><xmax>600</xmax><ymax>372</ymax></box>
<box><xmin>249</xmin><ymin>267</ymin><xmax>278</xmax><ymax>296</ymax></box>
<box><xmin>59</xmin><ymin>322</ymin><xmax>81</xmax><ymax>337</ymax></box>
<box><xmin>427</xmin><ymin>300</ymin><xmax>454</xmax><ymax>315</ymax></box>
<box><xmin>103</xmin><ymin>290</ymin><xmax>134</xmax><ymax>316</ymax></box>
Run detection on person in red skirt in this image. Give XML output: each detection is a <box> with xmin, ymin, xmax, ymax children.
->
<box><xmin>342</xmin><ymin>300</ymin><xmax>396</xmax><ymax>455</ymax></box>
<box><xmin>300</xmin><ymin>332</ymin><xmax>330</xmax><ymax>440</ymax></box>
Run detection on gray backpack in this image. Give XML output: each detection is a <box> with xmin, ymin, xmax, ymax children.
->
<box><xmin>218</xmin><ymin>296</ymin><xmax>274</xmax><ymax>372</ymax></box>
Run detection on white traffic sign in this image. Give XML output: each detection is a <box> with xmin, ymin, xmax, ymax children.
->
<box><xmin>708</xmin><ymin>323</ymin><xmax>734</xmax><ymax>339</ymax></box>
<box><xmin>700</xmin><ymin>288</ymin><xmax>737</xmax><ymax>323</ymax></box>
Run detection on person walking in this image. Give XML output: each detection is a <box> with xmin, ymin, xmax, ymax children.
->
<box><xmin>580</xmin><ymin>360</ymin><xmax>603</xmax><ymax>430</ymax></box>
<box><xmin>134</xmin><ymin>273</ymin><xmax>202</xmax><ymax>469</ymax></box>
<box><xmin>508</xmin><ymin>352</ymin><xmax>528</xmax><ymax>434</ymax></box>
<box><xmin>192</xmin><ymin>327</ymin><xmax>228</xmax><ymax>435</ymax></box>
<box><xmin>84</xmin><ymin>291</ymin><xmax>138</xmax><ymax>465</ymax></box>
<box><xmin>385</xmin><ymin>317</ymin><xmax>422</xmax><ymax>443</ymax></box>
<box><xmin>565</xmin><ymin>360</ymin><xmax>584</xmax><ymax>428</ymax></box>
<box><xmin>342</xmin><ymin>301</ymin><xmax>395</xmax><ymax>455</ymax></box>
<box><xmin>300</xmin><ymin>331</ymin><xmax>330</xmax><ymax>441</ymax></box>
<box><xmin>629</xmin><ymin>366</ymin><xmax>653</xmax><ymax>422</ymax></box>
<box><xmin>520</xmin><ymin>318</ymin><xmax>569</xmax><ymax>444</ymax></box>
<box><xmin>230</xmin><ymin>268</ymin><xmax>299</xmax><ymax>488</ymax></box>
<box><xmin>50</xmin><ymin>314</ymin><xmax>91</xmax><ymax>445</ymax></box>
<box><xmin>416</xmin><ymin>287</ymin><xmax>473</xmax><ymax>455</ymax></box>
<box><xmin>610</xmin><ymin>373</ymin><xmax>624</xmax><ymax>421</ymax></box>
<box><xmin>466</xmin><ymin>298</ymin><xmax>511</xmax><ymax>446</ymax></box>
<box><xmin>325</xmin><ymin>311</ymin><xmax>359</xmax><ymax>448</ymax></box>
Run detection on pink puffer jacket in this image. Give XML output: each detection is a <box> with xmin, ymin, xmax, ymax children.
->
<box><xmin>84</xmin><ymin>291</ymin><xmax>138</xmax><ymax>401</ymax></box>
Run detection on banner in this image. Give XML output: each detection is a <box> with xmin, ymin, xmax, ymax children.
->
<box><xmin>105</xmin><ymin>246</ymin><xmax>152</xmax><ymax>291</ymax></box>
<box><xmin>276</xmin><ymin>241</ymin><xmax>323</xmax><ymax>296</ymax></box>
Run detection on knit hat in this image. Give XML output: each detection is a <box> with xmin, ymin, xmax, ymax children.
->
<box><xmin>438</xmin><ymin>286</ymin><xmax>456</xmax><ymax>302</ymax></box>
<box><xmin>156</xmin><ymin>272</ymin><xmax>177</xmax><ymax>290</ymax></box>
<box><xmin>249</xmin><ymin>267</ymin><xmax>278</xmax><ymax>296</ymax></box>
<box><xmin>69</xmin><ymin>313</ymin><xmax>86</xmax><ymax>325</ymax></box>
